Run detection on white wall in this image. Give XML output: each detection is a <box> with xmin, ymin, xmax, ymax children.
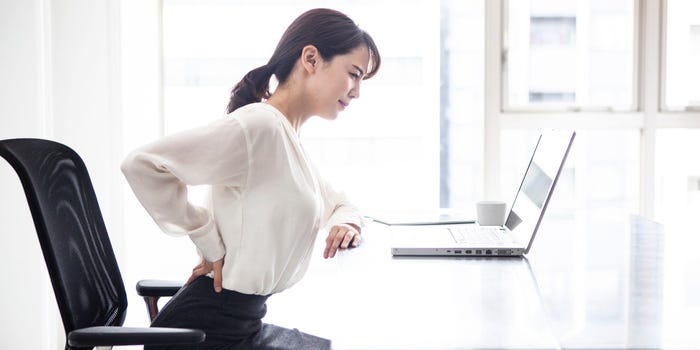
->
<box><xmin>121</xmin><ymin>0</ymin><xmax>200</xmax><ymax>330</ymax></box>
<box><xmin>0</xmin><ymin>3</ymin><xmax>54</xmax><ymax>349</ymax></box>
<box><xmin>0</xmin><ymin>0</ymin><xmax>123</xmax><ymax>348</ymax></box>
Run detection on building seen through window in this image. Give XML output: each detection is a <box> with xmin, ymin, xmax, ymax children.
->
<box><xmin>506</xmin><ymin>0</ymin><xmax>635</xmax><ymax>109</ymax></box>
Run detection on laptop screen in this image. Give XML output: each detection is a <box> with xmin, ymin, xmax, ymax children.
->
<box><xmin>505</xmin><ymin>130</ymin><xmax>575</xmax><ymax>250</ymax></box>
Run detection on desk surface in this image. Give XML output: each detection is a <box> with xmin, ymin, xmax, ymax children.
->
<box><xmin>263</xmin><ymin>215</ymin><xmax>700</xmax><ymax>349</ymax></box>
<box><xmin>528</xmin><ymin>215</ymin><xmax>700</xmax><ymax>349</ymax></box>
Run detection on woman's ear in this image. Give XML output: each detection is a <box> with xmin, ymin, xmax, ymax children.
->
<box><xmin>301</xmin><ymin>45</ymin><xmax>320</xmax><ymax>74</ymax></box>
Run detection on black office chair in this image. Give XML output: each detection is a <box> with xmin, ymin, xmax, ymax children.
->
<box><xmin>0</xmin><ymin>138</ymin><xmax>204</xmax><ymax>349</ymax></box>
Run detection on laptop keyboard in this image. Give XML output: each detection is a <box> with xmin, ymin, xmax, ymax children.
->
<box><xmin>449</xmin><ymin>226</ymin><xmax>509</xmax><ymax>244</ymax></box>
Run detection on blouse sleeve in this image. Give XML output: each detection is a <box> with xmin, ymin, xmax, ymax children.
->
<box><xmin>121</xmin><ymin>117</ymin><xmax>249</xmax><ymax>262</ymax></box>
<box><xmin>318</xmin><ymin>175</ymin><xmax>365</xmax><ymax>231</ymax></box>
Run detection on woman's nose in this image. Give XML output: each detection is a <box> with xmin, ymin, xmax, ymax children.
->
<box><xmin>349</xmin><ymin>82</ymin><xmax>360</xmax><ymax>99</ymax></box>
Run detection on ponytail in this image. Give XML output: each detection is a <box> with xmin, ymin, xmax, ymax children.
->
<box><xmin>226</xmin><ymin>64</ymin><xmax>274</xmax><ymax>114</ymax></box>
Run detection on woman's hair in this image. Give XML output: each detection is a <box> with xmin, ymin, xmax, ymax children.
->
<box><xmin>226</xmin><ymin>8</ymin><xmax>381</xmax><ymax>114</ymax></box>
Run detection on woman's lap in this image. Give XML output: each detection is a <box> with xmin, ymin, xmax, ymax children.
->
<box><xmin>145</xmin><ymin>276</ymin><xmax>330</xmax><ymax>350</ymax></box>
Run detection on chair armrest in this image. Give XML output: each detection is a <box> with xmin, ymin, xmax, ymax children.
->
<box><xmin>67</xmin><ymin>326</ymin><xmax>205</xmax><ymax>347</ymax></box>
<box><xmin>136</xmin><ymin>279</ymin><xmax>184</xmax><ymax>297</ymax></box>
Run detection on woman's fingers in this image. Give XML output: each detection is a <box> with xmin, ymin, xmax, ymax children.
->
<box><xmin>323</xmin><ymin>226</ymin><xmax>340</xmax><ymax>258</ymax></box>
<box><xmin>185</xmin><ymin>273</ymin><xmax>198</xmax><ymax>286</ymax></box>
<box><xmin>340</xmin><ymin>230</ymin><xmax>355</xmax><ymax>249</ymax></box>
<box><xmin>212</xmin><ymin>258</ymin><xmax>224</xmax><ymax>293</ymax></box>
<box><xmin>324</xmin><ymin>224</ymin><xmax>360</xmax><ymax>259</ymax></box>
<box><xmin>350</xmin><ymin>231</ymin><xmax>361</xmax><ymax>247</ymax></box>
<box><xmin>185</xmin><ymin>267</ymin><xmax>204</xmax><ymax>286</ymax></box>
<box><xmin>185</xmin><ymin>259</ymin><xmax>214</xmax><ymax>286</ymax></box>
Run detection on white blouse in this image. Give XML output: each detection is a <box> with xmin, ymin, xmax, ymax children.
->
<box><xmin>121</xmin><ymin>102</ymin><xmax>363</xmax><ymax>295</ymax></box>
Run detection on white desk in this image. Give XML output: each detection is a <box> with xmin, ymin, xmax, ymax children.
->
<box><xmin>264</xmin><ymin>214</ymin><xmax>700</xmax><ymax>349</ymax></box>
<box><xmin>263</xmin><ymin>222</ymin><xmax>559</xmax><ymax>349</ymax></box>
<box><xmin>528</xmin><ymin>215</ymin><xmax>700</xmax><ymax>349</ymax></box>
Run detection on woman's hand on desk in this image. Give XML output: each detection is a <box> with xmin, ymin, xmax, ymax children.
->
<box><xmin>186</xmin><ymin>257</ymin><xmax>225</xmax><ymax>292</ymax></box>
<box><xmin>324</xmin><ymin>223</ymin><xmax>361</xmax><ymax>259</ymax></box>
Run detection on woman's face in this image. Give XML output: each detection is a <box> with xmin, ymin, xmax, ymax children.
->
<box><xmin>307</xmin><ymin>45</ymin><xmax>370</xmax><ymax>120</ymax></box>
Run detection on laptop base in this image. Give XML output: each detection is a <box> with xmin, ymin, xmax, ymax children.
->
<box><xmin>391</xmin><ymin>247</ymin><xmax>525</xmax><ymax>257</ymax></box>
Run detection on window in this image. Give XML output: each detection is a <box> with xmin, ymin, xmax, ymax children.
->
<box><xmin>162</xmin><ymin>0</ymin><xmax>484</xmax><ymax>212</ymax></box>
<box><xmin>504</xmin><ymin>0</ymin><xmax>636</xmax><ymax>110</ymax></box>
<box><xmin>663</xmin><ymin>0</ymin><xmax>700</xmax><ymax>110</ymax></box>
<box><xmin>155</xmin><ymin>0</ymin><xmax>700</xmax><ymax>236</ymax></box>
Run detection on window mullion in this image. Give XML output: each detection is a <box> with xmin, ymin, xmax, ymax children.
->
<box><xmin>484</xmin><ymin>0</ymin><xmax>503</xmax><ymax>200</ymax></box>
<box><xmin>639</xmin><ymin>0</ymin><xmax>662</xmax><ymax>219</ymax></box>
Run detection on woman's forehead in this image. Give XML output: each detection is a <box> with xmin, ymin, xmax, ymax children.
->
<box><xmin>335</xmin><ymin>46</ymin><xmax>370</xmax><ymax>71</ymax></box>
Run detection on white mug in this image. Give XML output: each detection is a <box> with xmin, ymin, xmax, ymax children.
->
<box><xmin>476</xmin><ymin>200</ymin><xmax>507</xmax><ymax>226</ymax></box>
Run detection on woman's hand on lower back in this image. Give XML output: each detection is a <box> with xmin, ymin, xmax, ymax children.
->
<box><xmin>186</xmin><ymin>257</ymin><xmax>225</xmax><ymax>292</ymax></box>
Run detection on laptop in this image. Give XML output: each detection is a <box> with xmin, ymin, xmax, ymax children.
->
<box><xmin>391</xmin><ymin>130</ymin><xmax>576</xmax><ymax>257</ymax></box>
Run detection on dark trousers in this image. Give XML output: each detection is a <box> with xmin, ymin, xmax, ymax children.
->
<box><xmin>146</xmin><ymin>275</ymin><xmax>331</xmax><ymax>350</ymax></box>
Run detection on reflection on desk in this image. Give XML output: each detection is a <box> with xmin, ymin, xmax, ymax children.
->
<box><xmin>529</xmin><ymin>215</ymin><xmax>700</xmax><ymax>349</ymax></box>
<box><xmin>263</xmin><ymin>215</ymin><xmax>700</xmax><ymax>349</ymax></box>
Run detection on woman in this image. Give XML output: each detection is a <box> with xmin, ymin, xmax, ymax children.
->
<box><xmin>121</xmin><ymin>8</ymin><xmax>381</xmax><ymax>350</ymax></box>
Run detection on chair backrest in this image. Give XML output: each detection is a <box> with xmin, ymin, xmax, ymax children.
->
<box><xmin>0</xmin><ymin>138</ymin><xmax>128</xmax><ymax>335</ymax></box>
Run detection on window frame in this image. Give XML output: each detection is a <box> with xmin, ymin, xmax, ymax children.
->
<box><xmin>500</xmin><ymin>0</ymin><xmax>641</xmax><ymax>113</ymax></box>
<box><xmin>487</xmin><ymin>0</ymin><xmax>700</xmax><ymax>221</ymax></box>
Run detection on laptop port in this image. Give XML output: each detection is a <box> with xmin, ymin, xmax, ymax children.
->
<box><xmin>454</xmin><ymin>250</ymin><xmax>462</xmax><ymax>254</ymax></box>
<box><xmin>475</xmin><ymin>249</ymin><xmax>482</xmax><ymax>255</ymax></box>
<box><xmin>465</xmin><ymin>250</ymin><xmax>472</xmax><ymax>254</ymax></box>
<box><xmin>485</xmin><ymin>249</ymin><xmax>492</xmax><ymax>255</ymax></box>
<box><xmin>497</xmin><ymin>249</ymin><xmax>508</xmax><ymax>255</ymax></box>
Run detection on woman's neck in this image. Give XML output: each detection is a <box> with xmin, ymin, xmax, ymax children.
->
<box><xmin>266</xmin><ymin>85</ymin><xmax>310</xmax><ymax>133</ymax></box>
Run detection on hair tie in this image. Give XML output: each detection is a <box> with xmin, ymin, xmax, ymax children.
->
<box><xmin>262</xmin><ymin>64</ymin><xmax>273</xmax><ymax>75</ymax></box>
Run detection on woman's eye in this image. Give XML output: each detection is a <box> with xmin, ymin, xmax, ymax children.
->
<box><xmin>350</xmin><ymin>73</ymin><xmax>359</xmax><ymax>79</ymax></box>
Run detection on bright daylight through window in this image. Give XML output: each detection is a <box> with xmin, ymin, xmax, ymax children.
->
<box><xmin>500</xmin><ymin>0</ymin><xmax>639</xmax><ymax>230</ymax></box>
<box><xmin>663</xmin><ymin>0</ymin><xmax>700</xmax><ymax>110</ymax></box>
<box><xmin>162</xmin><ymin>0</ymin><xmax>484</xmax><ymax>212</ymax></box>
<box><xmin>505</xmin><ymin>0</ymin><xmax>635</xmax><ymax>110</ymax></box>
<box><xmin>159</xmin><ymin>0</ymin><xmax>697</xmax><ymax>235</ymax></box>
